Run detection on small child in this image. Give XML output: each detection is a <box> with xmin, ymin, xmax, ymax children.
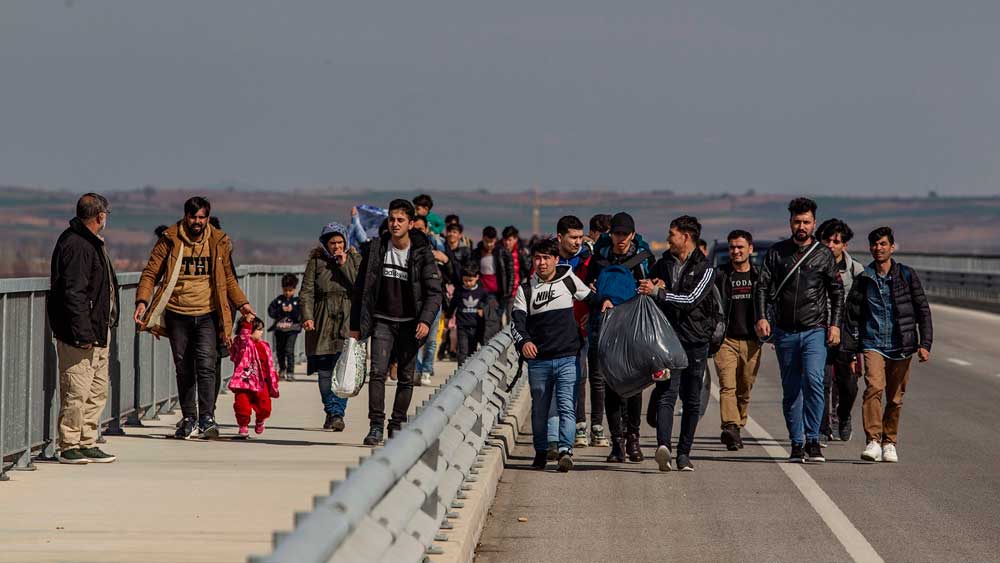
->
<box><xmin>267</xmin><ymin>274</ymin><xmax>303</xmax><ymax>381</ymax></box>
<box><xmin>228</xmin><ymin>316</ymin><xmax>280</xmax><ymax>438</ymax></box>
<box><xmin>445</xmin><ymin>264</ymin><xmax>490</xmax><ymax>365</ymax></box>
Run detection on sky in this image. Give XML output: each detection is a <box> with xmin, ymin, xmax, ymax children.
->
<box><xmin>2</xmin><ymin>1</ymin><xmax>999</xmax><ymax>196</ymax></box>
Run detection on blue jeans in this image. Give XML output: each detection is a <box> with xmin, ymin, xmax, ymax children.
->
<box><xmin>315</xmin><ymin>353</ymin><xmax>349</xmax><ymax>417</ymax></box>
<box><xmin>773</xmin><ymin>327</ymin><xmax>828</xmax><ymax>446</ymax></box>
<box><xmin>528</xmin><ymin>356</ymin><xmax>577</xmax><ymax>454</ymax></box>
<box><xmin>547</xmin><ymin>353</ymin><xmax>585</xmax><ymax>443</ymax></box>
<box><xmin>416</xmin><ymin>310</ymin><xmax>441</xmax><ymax>376</ymax></box>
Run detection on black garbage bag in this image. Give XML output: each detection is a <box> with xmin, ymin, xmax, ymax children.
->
<box><xmin>597</xmin><ymin>295</ymin><xmax>689</xmax><ymax>398</ymax></box>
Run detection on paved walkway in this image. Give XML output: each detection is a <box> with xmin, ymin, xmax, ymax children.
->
<box><xmin>0</xmin><ymin>361</ymin><xmax>455</xmax><ymax>563</ymax></box>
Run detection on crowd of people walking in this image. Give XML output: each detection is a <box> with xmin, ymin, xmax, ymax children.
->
<box><xmin>47</xmin><ymin>192</ymin><xmax>933</xmax><ymax>473</ymax></box>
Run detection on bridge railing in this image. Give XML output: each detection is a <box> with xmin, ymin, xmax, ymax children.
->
<box><xmin>894</xmin><ymin>253</ymin><xmax>1000</xmax><ymax>305</ymax></box>
<box><xmin>0</xmin><ymin>265</ymin><xmax>304</xmax><ymax>481</ymax></box>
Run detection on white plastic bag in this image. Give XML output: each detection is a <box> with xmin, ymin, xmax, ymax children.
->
<box><xmin>333</xmin><ymin>338</ymin><xmax>368</xmax><ymax>398</ymax></box>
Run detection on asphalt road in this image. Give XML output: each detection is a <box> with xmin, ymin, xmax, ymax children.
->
<box><xmin>475</xmin><ymin>303</ymin><xmax>1000</xmax><ymax>563</ymax></box>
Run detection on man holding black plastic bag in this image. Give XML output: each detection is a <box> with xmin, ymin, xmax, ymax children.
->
<box><xmin>639</xmin><ymin>216</ymin><xmax>718</xmax><ymax>472</ymax></box>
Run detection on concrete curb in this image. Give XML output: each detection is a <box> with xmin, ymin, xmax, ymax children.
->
<box><xmin>428</xmin><ymin>377</ymin><xmax>531</xmax><ymax>563</ymax></box>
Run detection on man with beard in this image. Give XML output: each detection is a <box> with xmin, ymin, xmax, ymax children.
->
<box><xmin>754</xmin><ymin>198</ymin><xmax>844</xmax><ymax>463</ymax></box>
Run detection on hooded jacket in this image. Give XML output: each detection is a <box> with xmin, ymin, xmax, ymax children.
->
<box><xmin>135</xmin><ymin>221</ymin><xmax>249</xmax><ymax>345</ymax></box>
<box><xmin>474</xmin><ymin>241</ymin><xmax>515</xmax><ymax>303</ymax></box>
<box><xmin>844</xmin><ymin>260</ymin><xmax>933</xmax><ymax>357</ymax></box>
<box><xmin>649</xmin><ymin>248</ymin><xmax>718</xmax><ymax>346</ymax></box>
<box><xmin>227</xmin><ymin>320</ymin><xmax>279</xmax><ymax>395</ymax></box>
<box><xmin>350</xmin><ymin>229</ymin><xmax>443</xmax><ymax>339</ymax></box>
<box><xmin>753</xmin><ymin>238</ymin><xmax>844</xmax><ymax>333</ymax></box>
<box><xmin>511</xmin><ymin>264</ymin><xmax>600</xmax><ymax>360</ymax></box>
<box><xmin>48</xmin><ymin>217</ymin><xmax>121</xmax><ymax>347</ymax></box>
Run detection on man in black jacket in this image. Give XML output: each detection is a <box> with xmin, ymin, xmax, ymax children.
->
<box><xmin>713</xmin><ymin>230</ymin><xmax>762</xmax><ymax>451</ymax></box>
<box><xmin>846</xmin><ymin>227</ymin><xmax>932</xmax><ymax>464</ymax></box>
<box><xmin>350</xmin><ymin>199</ymin><xmax>443</xmax><ymax>446</ymax></box>
<box><xmin>639</xmin><ymin>215</ymin><xmax>718</xmax><ymax>472</ymax></box>
<box><xmin>47</xmin><ymin>193</ymin><xmax>120</xmax><ymax>465</ymax></box>
<box><xmin>754</xmin><ymin>198</ymin><xmax>844</xmax><ymax>463</ymax></box>
<box><xmin>474</xmin><ymin>227</ymin><xmax>514</xmax><ymax>314</ymax></box>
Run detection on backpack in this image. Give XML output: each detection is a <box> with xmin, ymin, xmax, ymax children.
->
<box><xmin>596</xmin><ymin>250</ymin><xmax>653</xmax><ymax>305</ymax></box>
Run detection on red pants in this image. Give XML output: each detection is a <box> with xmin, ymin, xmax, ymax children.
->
<box><xmin>233</xmin><ymin>389</ymin><xmax>272</xmax><ymax>426</ymax></box>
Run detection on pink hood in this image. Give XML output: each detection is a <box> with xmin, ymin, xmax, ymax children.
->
<box><xmin>227</xmin><ymin>321</ymin><xmax>279</xmax><ymax>394</ymax></box>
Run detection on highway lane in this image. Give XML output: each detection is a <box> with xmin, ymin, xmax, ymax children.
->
<box><xmin>476</xmin><ymin>304</ymin><xmax>1000</xmax><ymax>562</ymax></box>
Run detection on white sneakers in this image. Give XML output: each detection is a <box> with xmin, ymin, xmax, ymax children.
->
<box><xmin>861</xmin><ymin>441</ymin><xmax>899</xmax><ymax>463</ymax></box>
<box><xmin>861</xmin><ymin>440</ymin><xmax>883</xmax><ymax>462</ymax></box>
<box><xmin>419</xmin><ymin>373</ymin><xmax>432</xmax><ymax>386</ymax></box>
<box><xmin>655</xmin><ymin>445</ymin><xmax>673</xmax><ymax>472</ymax></box>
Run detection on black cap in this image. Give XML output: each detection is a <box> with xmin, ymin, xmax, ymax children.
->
<box><xmin>610</xmin><ymin>212</ymin><xmax>635</xmax><ymax>234</ymax></box>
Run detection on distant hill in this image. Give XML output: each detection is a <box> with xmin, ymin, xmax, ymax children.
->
<box><xmin>2</xmin><ymin>185</ymin><xmax>998</xmax><ymax>277</ymax></box>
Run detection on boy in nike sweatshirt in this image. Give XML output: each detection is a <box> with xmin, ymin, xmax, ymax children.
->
<box><xmin>511</xmin><ymin>239</ymin><xmax>609</xmax><ymax>472</ymax></box>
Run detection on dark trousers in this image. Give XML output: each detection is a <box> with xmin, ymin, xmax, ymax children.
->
<box><xmin>368</xmin><ymin>319</ymin><xmax>421</xmax><ymax>429</ymax></box>
<box><xmin>165</xmin><ymin>311</ymin><xmax>219</xmax><ymax>420</ymax></box>
<box><xmin>605</xmin><ymin>387</ymin><xmax>642</xmax><ymax>439</ymax></box>
<box><xmin>584</xmin><ymin>340</ymin><xmax>607</xmax><ymax>428</ymax></box>
<box><xmin>821</xmin><ymin>357</ymin><xmax>859</xmax><ymax>434</ymax></box>
<box><xmin>273</xmin><ymin>331</ymin><xmax>299</xmax><ymax>373</ymax></box>
<box><xmin>456</xmin><ymin>325</ymin><xmax>479</xmax><ymax>366</ymax></box>
<box><xmin>653</xmin><ymin>343</ymin><xmax>709</xmax><ymax>455</ymax></box>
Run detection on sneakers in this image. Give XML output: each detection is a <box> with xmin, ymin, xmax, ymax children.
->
<box><xmin>557</xmin><ymin>451</ymin><xmax>574</xmax><ymax>473</ymax></box>
<box><xmin>237</xmin><ymin>425</ymin><xmax>250</xmax><ymax>438</ymax></box>
<box><xmin>254</xmin><ymin>421</ymin><xmax>266</xmax><ymax>435</ymax></box>
<box><xmin>676</xmin><ymin>453</ymin><xmax>694</xmax><ymax>472</ymax></box>
<box><xmin>838</xmin><ymin>419</ymin><xmax>853</xmax><ymax>442</ymax></box>
<box><xmin>284</xmin><ymin>370</ymin><xmax>296</xmax><ymax>381</ymax></box>
<box><xmin>531</xmin><ymin>451</ymin><xmax>548</xmax><ymax>470</ymax></box>
<box><xmin>625</xmin><ymin>432</ymin><xmax>644</xmax><ymax>462</ymax></box>
<box><xmin>882</xmin><ymin>443</ymin><xmax>898</xmax><ymax>463</ymax></box>
<box><xmin>574</xmin><ymin>423</ymin><xmax>588</xmax><ymax>448</ymax></box>
<box><xmin>819</xmin><ymin>433</ymin><xmax>831</xmax><ymax>448</ymax></box>
<box><xmin>606</xmin><ymin>437</ymin><xmax>626</xmax><ymax>463</ymax></box>
<box><xmin>58</xmin><ymin>448</ymin><xmax>90</xmax><ymax>465</ymax></box>
<box><xmin>199</xmin><ymin>415</ymin><xmax>220</xmax><ymax>440</ymax></box>
<box><xmin>363</xmin><ymin>426</ymin><xmax>384</xmax><ymax>446</ymax></box>
<box><xmin>789</xmin><ymin>443</ymin><xmax>805</xmax><ymax>463</ymax></box>
<box><xmin>420</xmin><ymin>373</ymin><xmax>432</xmax><ymax>386</ymax></box>
<box><xmin>720</xmin><ymin>424</ymin><xmax>740</xmax><ymax>451</ymax></box>
<box><xmin>324</xmin><ymin>414</ymin><xmax>346</xmax><ymax>432</ymax></box>
<box><xmin>546</xmin><ymin>441</ymin><xmax>559</xmax><ymax>461</ymax></box>
<box><xmin>174</xmin><ymin>417</ymin><xmax>198</xmax><ymax>440</ymax></box>
<box><xmin>79</xmin><ymin>447</ymin><xmax>117</xmax><ymax>463</ymax></box>
<box><xmin>655</xmin><ymin>445</ymin><xmax>673</xmax><ymax>472</ymax></box>
<box><xmin>861</xmin><ymin>440</ymin><xmax>883</xmax><ymax>462</ymax></box>
<box><xmin>805</xmin><ymin>441</ymin><xmax>825</xmax><ymax>463</ymax></box>
<box><xmin>590</xmin><ymin>425</ymin><xmax>609</xmax><ymax>447</ymax></box>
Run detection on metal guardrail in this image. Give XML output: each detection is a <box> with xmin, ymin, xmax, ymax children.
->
<box><xmin>0</xmin><ymin>265</ymin><xmax>305</xmax><ymax>480</ymax></box>
<box><xmin>251</xmin><ymin>329</ymin><xmax>523</xmax><ymax>563</ymax></box>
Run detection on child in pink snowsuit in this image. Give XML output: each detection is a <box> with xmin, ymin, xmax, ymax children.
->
<box><xmin>228</xmin><ymin>317</ymin><xmax>280</xmax><ymax>437</ymax></box>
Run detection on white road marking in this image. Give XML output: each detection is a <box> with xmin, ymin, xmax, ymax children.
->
<box><xmin>946</xmin><ymin>358</ymin><xmax>972</xmax><ymax>367</ymax></box>
<box><xmin>712</xmin><ymin>384</ymin><xmax>884</xmax><ymax>563</ymax></box>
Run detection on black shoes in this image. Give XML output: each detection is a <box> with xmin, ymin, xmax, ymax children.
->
<box><xmin>79</xmin><ymin>447</ymin><xmax>117</xmax><ymax>463</ymax></box>
<box><xmin>606</xmin><ymin>437</ymin><xmax>626</xmax><ymax>463</ymax></box>
<box><xmin>531</xmin><ymin>451</ymin><xmax>548</xmax><ymax>470</ymax></box>
<box><xmin>199</xmin><ymin>415</ymin><xmax>220</xmax><ymax>440</ymax></box>
<box><xmin>625</xmin><ymin>432</ymin><xmax>644</xmax><ymax>462</ymax></box>
<box><xmin>676</xmin><ymin>453</ymin><xmax>695</xmax><ymax>472</ymax></box>
<box><xmin>557</xmin><ymin>451</ymin><xmax>574</xmax><ymax>473</ymax></box>
<box><xmin>324</xmin><ymin>414</ymin><xmax>346</xmax><ymax>431</ymax></box>
<box><xmin>806</xmin><ymin>441</ymin><xmax>825</xmax><ymax>463</ymax></box>
<box><xmin>736</xmin><ymin>427</ymin><xmax>745</xmax><ymax>449</ymax></box>
<box><xmin>789</xmin><ymin>443</ymin><xmax>805</xmax><ymax>463</ymax></box>
<box><xmin>363</xmin><ymin>426</ymin><xmax>384</xmax><ymax>446</ymax></box>
<box><xmin>721</xmin><ymin>424</ymin><xmax>740</xmax><ymax>451</ymax></box>
<box><xmin>174</xmin><ymin>417</ymin><xmax>198</xmax><ymax>439</ymax></box>
<box><xmin>838</xmin><ymin>419</ymin><xmax>853</xmax><ymax>442</ymax></box>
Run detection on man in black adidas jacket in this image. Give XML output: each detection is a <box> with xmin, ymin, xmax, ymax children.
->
<box><xmin>639</xmin><ymin>215</ymin><xmax>718</xmax><ymax>472</ymax></box>
<box><xmin>753</xmin><ymin>198</ymin><xmax>844</xmax><ymax>463</ymax></box>
<box><xmin>350</xmin><ymin>199</ymin><xmax>443</xmax><ymax>447</ymax></box>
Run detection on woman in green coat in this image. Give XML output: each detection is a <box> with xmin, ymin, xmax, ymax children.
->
<box><xmin>300</xmin><ymin>222</ymin><xmax>362</xmax><ymax>430</ymax></box>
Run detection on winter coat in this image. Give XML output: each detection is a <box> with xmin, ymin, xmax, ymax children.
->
<box><xmin>350</xmin><ymin>230</ymin><xmax>443</xmax><ymax>340</ymax></box>
<box><xmin>585</xmin><ymin>236</ymin><xmax>654</xmax><ymax>339</ymax></box>
<box><xmin>753</xmin><ymin>238</ymin><xmax>844</xmax><ymax>333</ymax></box>
<box><xmin>267</xmin><ymin>295</ymin><xmax>303</xmax><ymax>333</ymax></box>
<box><xmin>649</xmin><ymin>249</ymin><xmax>718</xmax><ymax>346</ymax></box>
<box><xmin>48</xmin><ymin>218</ymin><xmax>121</xmax><ymax>347</ymax></box>
<box><xmin>444</xmin><ymin>243</ymin><xmax>472</xmax><ymax>286</ymax></box>
<box><xmin>473</xmin><ymin>242</ymin><xmax>515</xmax><ymax>304</ymax></box>
<box><xmin>300</xmin><ymin>247</ymin><xmax>362</xmax><ymax>356</ymax></box>
<box><xmin>135</xmin><ymin>222</ymin><xmax>249</xmax><ymax>345</ymax></box>
<box><xmin>828</xmin><ymin>251</ymin><xmax>865</xmax><ymax>357</ymax></box>
<box><xmin>845</xmin><ymin>260</ymin><xmax>933</xmax><ymax>357</ymax></box>
<box><xmin>227</xmin><ymin>321</ymin><xmax>279</xmax><ymax>396</ymax></box>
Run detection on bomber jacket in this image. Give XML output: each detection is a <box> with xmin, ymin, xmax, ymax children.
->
<box><xmin>48</xmin><ymin>218</ymin><xmax>121</xmax><ymax>348</ymax></box>
<box><xmin>649</xmin><ymin>249</ymin><xmax>718</xmax><ymax>346</ymax></box>
<box><xmin>753</xmin><ymin>238</ymin><xmax>844</xmax><ymax>333</ymax></box>
<box><xmin>350</xmin><ymin>230</ymin><xmax>443</xmax><ymax>340</ymax></box>
<box><xmin>844</xmin><ymin>260</ymin><xmax>933</xmax><ymax>357</ymax></box>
